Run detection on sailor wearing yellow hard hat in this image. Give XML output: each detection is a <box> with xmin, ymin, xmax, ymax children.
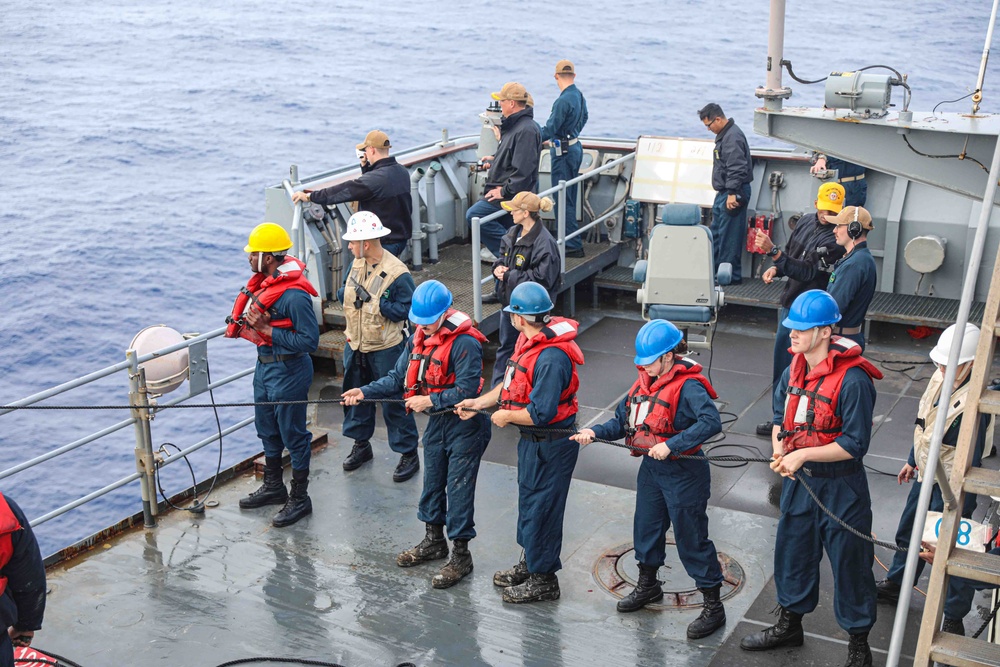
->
<box><xmin>226</xmin><ymin>222</ymin><xmax>319</xmax><ymax>528</ymax></box>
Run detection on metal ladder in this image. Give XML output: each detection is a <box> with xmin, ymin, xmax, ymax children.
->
<box><xmin>912</xmin><ymin>237</ymin><xmax>1000</xmax><ymax>666</ymax></box>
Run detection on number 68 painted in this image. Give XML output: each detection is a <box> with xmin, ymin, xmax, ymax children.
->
<box><xmin>935</xmin><ymin>518</ymin><xmax>974</xmax><ymax>547</ymax></box>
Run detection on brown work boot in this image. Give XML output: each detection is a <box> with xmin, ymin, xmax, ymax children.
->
<box><xmin>432</xmin><ymin>539</ymin><xmax>473</xmax><ymax>589</ymax></box>
<box><xmin>493</xmin><ymin>555</ymin><xmax>529</xmax><ymax>587</ymax></box>
<box><xmin>396</xmin><ymin>523</ymin><xmax>448</xmax><ymax>567</ymax></box>
<box><xmin>502</xmin><ymin>573</ymin><xmax>560</xmax><ymax>603</ymax></box>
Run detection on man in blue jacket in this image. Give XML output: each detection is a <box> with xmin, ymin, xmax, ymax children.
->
<box><xmin>541</xmin><ymin>60</ymin><xmax>588</xmax><ymax>258</ymax></box>
<box><xmin>0</xmin><ymin>493</ymin><xmax>45</xmax><ymax>667</ymax></box>
<box><xmin>826</xmin><ymin>206</ymin><xmax>877</xmax><ymax>350</ymax></box>
<box><xmin>466</xmin><ymin>82</ymin><xmax>542</xmax><ymax>262</ymax></box>
<box><xmin>293</xmin><ymin>130</ymin><xmax>413</xmax><ymax>258</ymax></box>
<box><xmin>699</xmin><ymin>103</ymin><xmax>753</xmax><ymax>284</ymax></box>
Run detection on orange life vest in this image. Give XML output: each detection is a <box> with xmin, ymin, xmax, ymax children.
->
<box><xmin>0</xmin><ymin>492</ymin><xmax>22</xmax><ymax>598</ymax></box>
<box><xmin>499</xmin><ymin>317</ymin><xmax>584</xmax><ymax>424</ymax></box>
<box><xmin>625</xmin><ymin>356</ymin><xmax>718</xmax><ymax>458</ymax></box>
<box><xmin>781</xmin><ymin>336</ymin><xmax>882</xmax><ymax>454</ymax></box>
<box><xmin>225</xmin><ymin>256</ymin><xmax>318</xmax><ymax>347</ymax></box>
<box><xmin>403</xmin><ymin>309</ymin><xmax>488</xmax><ymax>399</ymax></box>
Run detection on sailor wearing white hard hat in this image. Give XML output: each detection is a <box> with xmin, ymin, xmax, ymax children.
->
<box><xmin>339</xmin><ymin>211</ymin><xmax>421</xmax><ymax>483</ymax></box>
<box><xmin>876</xmin><ymin>323</ymin><xmax>993</xmax><ymax>621</ymax></box>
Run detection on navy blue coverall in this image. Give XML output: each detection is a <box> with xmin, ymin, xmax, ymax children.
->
<box><xmin>0</xmin><ymin>496</ymin><xmax>46</xmax><ymax>667</ymax></box>
<box><xmin>827</xmin><ymin>241</ymin><xmax>877</xmax><ymax>350</ymax></box>
<box><xmin>541</xmin><ymin>84</ymin><xmax>588</xmax><ymax>252</ymax></box>
<box><xmin>826</xmin><ymin>157</ymin><xmax>867</xmax><ymax>207</ymax></box>
<box><xmin>253</xmin><ymin>289</ymin><xmax>320</xmax><ymax>472</ymax></box>
<box><xmin>360</xmin><ymin>333</ymin><xmax>491</xmax><ymax>540</ymax></box>
<box><xmin>339</xmin><ymin>270</ymin><xmax>419</xmax><ymax>455</ymax></box>
<box><xmin>592</xmin><ymin>380</ymin><xmax>724</xmax><ymax>589</ymax></box>
<box><xmin>710</xmin><ymin>118</ymin><xmax>753</xmax><ymax>284</ymax></box>
<box><xmin>885</xmin><ymin>403</ymin><xmax>990</xmax><ymax>588</ymax></box>
<box><xmin>515</xmin><ymin>348</ymin><xmax>580</xmax><ymax>575</ymax></box>
<box><xmin>773</xmin><ymin>366</ymin><xmax>878</xmax><ymax>635</ymax></box>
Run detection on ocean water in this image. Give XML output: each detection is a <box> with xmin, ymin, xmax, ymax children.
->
<box><xmin>1</xmin><ymin>0</ymin><xmax>994</xmax><ymax>555</ymax></box>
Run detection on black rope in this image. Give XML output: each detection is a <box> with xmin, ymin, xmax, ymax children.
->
<box><xmin>0</xmin><ymin>398</ymin><xmax>408</xmax><ymax>410</ymax></box>
<box><xmin>213</xmin><ymin>659</ymin><xmax>346</xmax><ymax>667</ymax></box>
<box><xmin>972</xmin><ymin>595</ymin><xmax>1000</xmax><ymax>639</ymax></box>
<box><xmin>5</xmin><ymin>398</ymin><xmax>909</xmax><ymax>553</ymax></box>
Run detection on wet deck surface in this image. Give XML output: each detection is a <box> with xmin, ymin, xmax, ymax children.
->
<box><xmin>40</xmin><ymin>306</ymin><xmax>1000</xmax><ymax>666</ymax></box>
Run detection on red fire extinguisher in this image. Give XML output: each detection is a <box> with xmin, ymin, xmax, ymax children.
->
<box><xmin>746</xmin><ymin>214</ymin><xmax>774</xmax><ymax>253</ymax></box>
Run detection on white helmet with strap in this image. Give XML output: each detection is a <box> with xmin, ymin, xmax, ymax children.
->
<box><xmin>930</xmin><ymin>322</ymin><xmax>980</xmax><ymax>366</ymax></box>
<box><xmin>343</xmin><ymin>211</ymin><xmax>391</xmax><ymax>241</ymax></box>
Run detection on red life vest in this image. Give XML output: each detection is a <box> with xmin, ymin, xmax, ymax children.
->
<box><xmin>625</xmin><ymin>356</ymin><xmax>718</xmax><ymax>458</ymax></box>
<box><xmin>0</xmin><ymin>492</ymin><xmax>22</xmax><ymax>598</ymax></box>
<box><xmin>781</xmin><ymin>336</ymin><xmax>883</xmax><ymax>454</ymax></box>
<box><xmin>403</xmin><ymin>309</ymin><xmax>488</xmax><ymax>399</ymax></box>
<box><xmin>224</xmin><ymin>256</ymin><xmax>318</xmax><ymax>348</ymax></box>
<box><xmin>499</xmin><ymin>317</ymin><xmax>585</xmax><ymax>424</ymax></box>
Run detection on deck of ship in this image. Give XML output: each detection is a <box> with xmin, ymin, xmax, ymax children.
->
<box><xmin>37</xmin><ymin>306</ymin><xmax>1000</xmax><ymax>667</ymax></box>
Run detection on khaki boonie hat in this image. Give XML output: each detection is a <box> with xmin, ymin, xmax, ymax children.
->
<box><xmin>356</xmin><ymin>130</ymin><xmax>391</xmax><ymax>151</ymax></box>
<box><xmin>491</xmin><ymin>82</ymin><xmax>531</xmax><ymax>103</ymax></box>
<box><xmin>555</xmin><ymin>59</ymin><xmax>576</xmax><ymax>75</ymax></box>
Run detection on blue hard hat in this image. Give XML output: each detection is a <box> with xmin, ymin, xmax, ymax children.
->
<box><xmin>634</xmin><ymin>319</ymin><xmax>683</xmax><ymax>365</ymax></box>
<box><xmin>409</xmin><ymin>280</ymin><xmax>453</xmax><ymax>325</ymax></box>
<box><xmin>782</xmin><ymin>289</ymin><xmax>841</xmax><ymax>330</ymax></box>
<box><xmin>503</xmin><ymin>282</ymin><xmax>554</xmax><ymax>316</ymax></box>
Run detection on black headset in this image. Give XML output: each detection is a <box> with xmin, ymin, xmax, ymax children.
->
<box><xmin>847</xmin><ymin>206</ymin><xmax>863</xmax><ymax>240</ymax></box>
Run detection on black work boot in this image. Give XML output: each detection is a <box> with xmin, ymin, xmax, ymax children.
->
<box><xmin>616</xmin><ymin>563</ymin><xmax>664</xmax><ymax>612</ymax></box>
<box><xmin>687</xmin><ymin>584</ymin><xmax>727</xmax><ymax>639</ymax></box>
<box><xmin>875</xmin><ymin>578</ymin><xmax>901</xmax><ymax>604</ymax></box>
<box><xmin>843</xmin><ymin>632</ymin><xmax>872</xmax><ymax>667</ymax></box>
<box><xmin>740</xmin><ymin>606</ymin><xmax>804</xmax><ymax>650</ymax></box>
<box><xmin>397</xmin><ymin>524</ymin><xmax>448</xmax><ymax>567</ymax></box>
<box><xmin>239</xmin><ymin>456</ymin><xmax>287</xmax><ymax>509</ymax></box>
<box><xmin>755</xmin><ymin>422</ymin><xmax>774</xmax><ymax>437</ymax></box>
<box><xmin>432</xmin><ymin>539</ymin><xmax>473</xmax><ymax>589</ymax></box>
<box><xmin>272</xmin><ymin>475</ymin><xmax>312</xmax><ymax>527</ymax></box>
<box><xmin>502</xmin><ymin>572</ymin><xmax>560</xmax><ymax>603</ymax></box>
<box><xmin>941</xmin><ymin>617</ymin><xmax>966</xmax><ymax>636</ymax></box>
<box><xmin>393</xmin><ymin>452</ymin><xmax>420</xmax><ymax>482</ymax></box>
<box><xmin>343</xmin><ymin>440</ymin><xmax>374</xmax><ymax>471</ymax></box>
<box><xmin>493</xmin><ymin>555</ymin><xmax>530</xmax><ymax>587</ymax></box>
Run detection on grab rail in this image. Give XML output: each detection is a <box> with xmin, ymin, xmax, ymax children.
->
<box><xmin>470</xmin><ymin>151</ymin><xmax>635</xmax><ymax>322</ymax></box>
<box><xmin>0</xmin><ymin>327</ymin><xmax>255</xmax><ymax>531</ymax></box>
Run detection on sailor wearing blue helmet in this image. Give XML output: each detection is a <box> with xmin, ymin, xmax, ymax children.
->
<box><xmin>573</xmin><ymin>319</ymin><xmax>726</xmax><ymax>639</ymax></box>
<box><xmin>342</xmin><ymin>280</ymin><xmax>491</xmax><ymax>589</ymax></box>
<box><xmin>457</xmin><ymin>281</ymin><xmax>584</xmax><ymax>604</ymax></box>
<box><xmin>741</xmin><ymin>290</ymin><xmax>881</xmax><ymax>667</ymax></box>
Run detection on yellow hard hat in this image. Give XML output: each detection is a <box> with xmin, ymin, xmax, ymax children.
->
<box><xmin>244</xmin><ymin>222</ymin><xmax>292</xmax><ymax>253</ymax></box>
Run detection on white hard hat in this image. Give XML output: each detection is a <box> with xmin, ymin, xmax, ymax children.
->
<box><xmin>342</xmin><ymin>211</ymin><xmax>391</xmax><ymax>241</ymax></box>
<box><xmin>930</xmin><ymin>322</ymin><xmax>980</xmax><ymax>366</ymax></box>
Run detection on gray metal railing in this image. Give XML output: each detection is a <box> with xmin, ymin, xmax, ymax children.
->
<box><xmin>469</xmin><ymin>152</ymin><xmax>635</xmax><ymax>322</ymax></box>
<box><xmin>0</xmin><ymin>326</ymin><xmax>255</xmax><ymax>529</ymax></box>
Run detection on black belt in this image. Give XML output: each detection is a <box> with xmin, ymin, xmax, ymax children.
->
<box><xmin>258</xmin><ymin>353</ymin><xmax>305</xmax><ymax>364</ymax></box>
<box><xmin>519</xmin><ymin>429</ymin><xmax>569</xmax><ymax>442</ymax></box>
<box><xmin>800</xmin><ymin>460</ymin><xmax>863</xmax><ymax>478</ymax></box>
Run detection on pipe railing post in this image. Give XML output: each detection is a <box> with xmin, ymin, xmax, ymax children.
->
<box><xmin>557</xmin><ymin>179</ymin><xmax>568</xmax><ymax>273</ymax></box>
<box><xmin>127</xmin><ymin>352</ymin><xmax>157</xmax><ymax>528</ymax></box>
<box><xmin>471</xmin><ymin>216</ymin><xmax>483</xmax><ymax>324</ymax></box>
<box><xmin>886</xmin><ymin>132</ymin><xmax>1000</xmax><ymax>666</ymax></box>
<box><xmin>409</xmin><ymin>168</ymin><xmax>426</xmax><ymax>270</ymax></box>
<box><xmin>755</xmin><ymin>0</ymin><xmax>793</xmax><ymax>111</ymax></box>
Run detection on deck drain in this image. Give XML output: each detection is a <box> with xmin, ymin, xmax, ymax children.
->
<box><xmin>593</xmin><ymin>536</ymin><xmax>744</xmax><ymax>610</ymax></box>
